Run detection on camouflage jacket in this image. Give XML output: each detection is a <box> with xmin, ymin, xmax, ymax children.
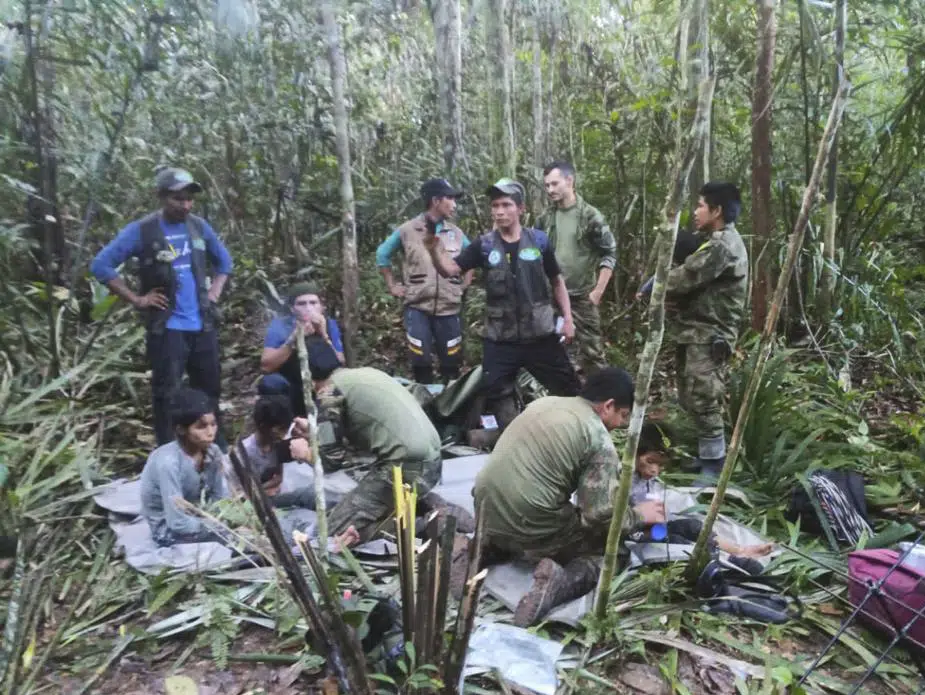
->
<box><xmin>666</xmin><ymin>223</ymin><xmax>748</xmax><ymax>345</ymax></box>
<box><xmin>535</xmin><ymin>196</ymin><xmax>616</xmax><ymax>296</ymax></box>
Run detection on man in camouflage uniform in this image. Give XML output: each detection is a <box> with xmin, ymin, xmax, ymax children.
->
<box><xmin>301</xmin><ymin>338</ymin><xmax>471</xmax><ymax>543</ymax></box>
<box><xmin>536</xmin><ymin>161</ymin><xmax>617</xmax><ymax>375</ymax></box>
<box><xmin>665</xmin><ymin>182</ymin><xmax>748</xmax><ymax>480</ymax></box>
<box><xmin>468</xmin><ymin>367</ymin><xmax>665</xmax><ymax>626</ymax></box>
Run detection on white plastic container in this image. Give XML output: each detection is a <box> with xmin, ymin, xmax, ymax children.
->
<box><xmin>897</xmin><ymin>542</ymin><xmax>925</xmax><ymax>574</ymax></box>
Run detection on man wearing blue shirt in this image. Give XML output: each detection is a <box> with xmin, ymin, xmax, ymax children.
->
<box><xmin>90</xmin><ymin>167</ymin><xmax>233</xmax><ymax>446</ymax></box>
<box><xmin>376</xmin><ymin>178</ymin><xmax>473</xmax><ymax>384</ymax></box>
<box><xmin>259</xmin><ymin>283</ymin><xmax>345</xmax><ymax>417</ymax></box>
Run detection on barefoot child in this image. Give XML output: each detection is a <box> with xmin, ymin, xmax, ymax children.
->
<box><xmin>631</xmin><ymin>422</ymin><xmax>773</xmax><ymax>559</ymax></box>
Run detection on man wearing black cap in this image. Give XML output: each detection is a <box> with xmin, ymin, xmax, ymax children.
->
<box><xmin>376</xmin><ymin>178</ymin><xmax>473</xmax><ymax>384</ymax></box>
<box><xmin>425</xmin><ymin>178</ymin><xmax>581</xmax><ymax>428</ymax></box>
<box><xmin>91</xmin><ymin>167</ymin><xmax>233</xmax><ymax>446</ymax></box>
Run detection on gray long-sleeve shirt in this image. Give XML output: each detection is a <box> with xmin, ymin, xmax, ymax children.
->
<box><xmin>140</xmin><ymin>441</ymin><xmax>227</xmax><ymax>545</ymax></box>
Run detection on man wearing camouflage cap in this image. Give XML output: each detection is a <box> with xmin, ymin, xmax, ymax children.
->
<box><xmin>425</xmin><ymin>178</ymin><xmax>581</xmax><ymax>429</ymax></box>
<box><xmin>91</xmin><ymin>167</ymin><xmax>233</xmax><ymax>446</ymax></box>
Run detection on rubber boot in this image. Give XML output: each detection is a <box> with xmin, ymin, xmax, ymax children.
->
<box><xmin>421</xmin><ymin>491</ymin><xmax>476</xmax><ymax>534</ymax></box>
<box><xmin>693</xmin><ymin>435</ymin><xmax>726</xmax><ymax>487</ymax></box>
<box><xmin>467</xmin><ymin>428</ymin><xmax>501</xmax><ymax>451</ymax></box>
<box><xmin>513</xmin><ymin>557</ymin><xmax>600</xmax><ymax>627</ymax></box>
<box><xmin>694</xmin><ymin>456</ymin><xmax>724</xmax><ymax>486</ymax></box>
<box><xmin>412</xmin><ymin>364</ymin><xmax>435</xmax><ymax>385</ymax></box>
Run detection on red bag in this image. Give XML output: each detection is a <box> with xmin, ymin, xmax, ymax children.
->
<box><xmin>848</xmin><ymin>549</ymin><xmax>925</xmax><ymax>651</ymax></box>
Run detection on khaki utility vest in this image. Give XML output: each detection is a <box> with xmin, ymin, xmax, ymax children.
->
<box><xmin>397</xmin><ymin>215</ymin><xmax>465</xmax><ymax>316</ymax></box>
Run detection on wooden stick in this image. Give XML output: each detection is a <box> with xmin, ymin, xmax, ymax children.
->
<box><xmin>686</xmin><ymin>77</ymin><xmax>851</xmax><ymax>580</ymax></box>
<box><xmin>295</xmin><ymin>323</ymin><xmax>328</xmax><ymax>560</ymax></box>
<box><xmin>432</xmin><ymin>515</ymin><xmax>457</xmax><ymax>661</ymax></box>
<box><xmin>444</xmin><ymin>568</ymin><xmax>489</xmax><ymax>694</ymax></box>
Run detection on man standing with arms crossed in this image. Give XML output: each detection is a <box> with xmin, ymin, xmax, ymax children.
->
<box><xmin>536</xmin><ymin>160</ymin><xmax>617</xmax><ymax>376</ymax></box>
<box><xmin>91</xmin><ymin>167</ymin><xmax>233</xmax><ymax>446</ymax></box>
<box><xmin>425</xmin><ymin>178</ymin><xmax>580</xmax><ymax>429</ymax></box>
<box><xmin>377</xmin><ymin>178</ymin><xmax>473</xmax><ymax>385</ymax></box>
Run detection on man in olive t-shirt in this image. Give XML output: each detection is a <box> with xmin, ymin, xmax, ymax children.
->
<box><xmin>471</xmin><ymin>367</ymin><xmax>665</xmax><ymax>626</ymax></box>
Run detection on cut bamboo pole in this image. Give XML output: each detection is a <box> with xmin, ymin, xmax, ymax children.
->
<box><xmin>295</xmin><ymin>324</ymin><xmax>328</xmax><ymax>560</ymax></box>
<box><xmin>593</xmin><ymin>72</ymin><xmax>716</xmax><ymax>620</ymax></box>
<box><xmin>686</xmin><ymin>78</ymin><xmax>850</xmax><ymax>580</ymax></box>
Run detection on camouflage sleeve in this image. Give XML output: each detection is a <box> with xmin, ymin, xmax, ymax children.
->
<box><xmin>665</xmin><ymin>239</ymin><xmax>730</xmax><ymax>297</ymax></box>
<box><xmin>316</xmin><ymin>385</ymin><xmax>349</xmax><ymax>472</ymax></box>
<box><xmin>576</xmin><ymin>428</ymin><xmax>641</xmax><ymax>531</ymax></box>
<box><xmin>587</xmin><ymin>210</ymin><xmax>617</xmax><ymax>270</ymax></box>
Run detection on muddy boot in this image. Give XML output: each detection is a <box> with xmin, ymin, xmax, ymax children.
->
<box><xmin>513</xmin><ymin>557</ymin><xmax>600</xmax><ymax>627</ymax></box>
<box><xmin>422</xmin><ymin>491</ymin><xmax>476</xmax><ymax>534</ymax></box>
<box><xmin>467</xmin><ymin>428</ymin><xmax>501</xmax><ymax>451</ymax></box>
<box><xmin>449</xmin><ymin>534</ymin><xmax>471</xmax><ymax>601</ymax></box>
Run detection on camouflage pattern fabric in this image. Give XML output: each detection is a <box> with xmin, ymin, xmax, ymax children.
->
<box><xmin>666</xmin><ymin>223</ymin><xmax>748</xmax><ymax>345</ymax></box>
<box><xmin>328</xmin><ymin>455</ymin><xmax>442</xmax><ymax>544</ymax></box>
<box><xmin>567</xmin><ymin>295</ymin><xmax>606</xmax><ymax>375</ymax></box>
<box><xmin>316</xmin><ymin>383</ymin><xmax>350</xmax><ymax>472</ymax></box>
<box><xmin>676</xmin><ymin>342</ymin><xmax>727</xmax><ymax>441</ymax></box>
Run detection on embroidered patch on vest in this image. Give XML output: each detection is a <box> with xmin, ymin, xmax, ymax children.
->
<box><xmin>518</xmin><ymin>247</ymin><xmax>541</xmax><ymax>261</ymax></box>
<box><xmin>488</xmin><ymin>249</ymin><xmax>502</xmax><ymax>266</ymax></box>
<box><xmin>192</xmin><ymin>238</ymin><xmax>206</xmax><ymax>250</ymax></box>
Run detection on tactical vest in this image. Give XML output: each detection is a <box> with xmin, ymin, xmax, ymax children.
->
<box><xmin>138</xmin><ymin>212</ymin><xmax>212</xmax><ymax>334</ymax></box>
<box><xmin>397</xmin><ymin>215</ymin><xmax>465</xmax><ymax>316</ymax></box>
<box><xmin>480</xmin><ymin>228</ymin><xmax>555</xmax><ymax>342</ymax></box>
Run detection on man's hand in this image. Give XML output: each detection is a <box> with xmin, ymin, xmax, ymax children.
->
<box><xmin>292</xmin><ymin>418</ymin><xmax>309</xmax><ymax>438</ymax></box>
<box><xmin>289</xmin><ymin>437</ymin><xmax>312</xmax><ymax>462</ymax></box>
<box><xmin>207</xmin><ymin>286</ymin><xmax>222</xmax><ymax>303</ymax></box>
<box><xmin>389</xmin><ymin>283</ymin><xmax>406</xmax><ymax>299</ymax></box>
<box><xmin>561</xmin><ymin>316</ymin><xmax>576</xmax><ymax>344</ymax></box>
<box><xmin>134</xmin><ymin>289</ymin><xmax>169</xmax><ymax>310</ymax></box>
<box><xmin>633</xmin><ymin>500</ymin><xmax>666</xmax><ymax>525</ymax></box>
<box><xmin>588</xmin><ymin>287</ymin><xmax>604</xmax><ymax>306</ymax></box>
<box><xmin>262</xmin><ymin>473</ymin><xmax>282</xmax><ymax>497</ymax></box>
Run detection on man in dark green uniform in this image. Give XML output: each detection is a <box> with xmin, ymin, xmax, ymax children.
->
<box><xmin>536</xmin><ymin>160</ymin><xmax>617</xmax><ymax>375</ymax></box>
<box><xmin>665</xmin><ymin>182</ymin><xmax>748</xmax><ymax>480</ymax></box>
<box><xmin>472</xmin><ymin>367</ymin><xmax>665</xmax><ymax>626</ymax></box>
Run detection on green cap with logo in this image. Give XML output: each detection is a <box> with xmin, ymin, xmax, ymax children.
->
<box><xmin>155</xmin><ymin>167</ymin><xmax>204</xmax><ymax>194</ymax></box>
<box><xmin>486</xmin><ymin>178</ymin><xmax>525</xmax><ymax>202</ymax></box>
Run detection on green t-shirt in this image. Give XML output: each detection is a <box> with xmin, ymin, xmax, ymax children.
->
<box><xmin>329</xmin><ymin>367</ymin><xmax>441</xmax><ymax>464</ymax></box>
<box><xmin>474</xmin><ymin>396</ymin><xmax>629</xmax><ymax>544</ymax></box>
<box><xmin>552</xmin><ymin>205</ymin><xmax>583</xmax><ymax>289</ymax></box>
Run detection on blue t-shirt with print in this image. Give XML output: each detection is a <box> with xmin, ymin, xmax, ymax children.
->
<box><xmin>91</xmin><ymin>215</ymin><xmax>233</xmax><ymax>332</ymax></box>
<box><xmin>264</xmin><ymin>315</ymin><xmax>344</xmax><ymax>354</ymax></box>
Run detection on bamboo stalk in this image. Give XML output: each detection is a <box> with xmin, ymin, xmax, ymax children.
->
<box><xmin>432</xmin><ymin>515</ymin><xmax>457</xmax><ymax>660</ymax></box>
<box><xmin>593</xmin><ymin>72</ymin><xmax>716</xmax><ymax>620</ymax></box>
<box><xmin>295</xmin><ymin>323</ymin><xmax>328</xmax><ymax>560</ymax></box>
<box><xmin>393</xmin><ymin>467</ymin><xmax>416</xmax><ymax>647</ymax></box>
<box><xmin>413</xmin><ymin>539</ymin><xmax>434</xmax><ymax>662</ymax></box>
<box><xmin>686</xmin><ymin>78</ymin><xmax>851</xmax><ymax>581</ymax></box>
<box><xmin>444</xmin><ymin>568</ymin><xmax>489</xmax><ymax>694</ymax></box>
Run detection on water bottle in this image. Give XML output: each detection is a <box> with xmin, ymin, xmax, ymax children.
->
<box><xmin>898</xmin><ymin>543</ymin><xmax>925</xmax><ymax>575</ymax></box>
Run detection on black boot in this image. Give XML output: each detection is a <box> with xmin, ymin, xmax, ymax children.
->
<box><xmin>513</xmin><ymin>557</ymin><xmax>599</xmax><ymax>627</ymax></box>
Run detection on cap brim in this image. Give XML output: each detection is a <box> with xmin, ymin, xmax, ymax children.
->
<box><xmin>167</xmin><ymin>182</ymin><xmax>203</xmax><ymax>193</ymax></box>
<box><xmin>486</xmin><ymin>184</ymin><xmax>520</xmax><ymax>197</ymax></box>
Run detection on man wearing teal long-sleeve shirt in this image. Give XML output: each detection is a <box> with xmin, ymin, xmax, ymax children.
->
<box><xmin>376</xmin><ymin>178</ymin><xmax>473</xmax><ymax>384</ymax></box>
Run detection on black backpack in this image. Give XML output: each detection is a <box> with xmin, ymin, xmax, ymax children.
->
<box><xmin>787</xmin><ymin>469</ymin><xmax>872</xmax><ymax>549</ymax></box>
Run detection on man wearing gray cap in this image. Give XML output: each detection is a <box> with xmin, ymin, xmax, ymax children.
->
<box><xmin>91</xmin><ymin>167</ymin><xmax>233</xmax><ymax>446</ymax></box>
<box><xmin>425</xmin><ymin>178</ymin><xmax>580</xmax><ymax>429</ymax></box>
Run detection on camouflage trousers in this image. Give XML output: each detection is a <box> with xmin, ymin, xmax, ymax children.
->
<box><xmin>481</xmin><ymin>516</ymin><xmax>609</xmax><ymax>566</ymax></box>
<box><xmin>567</xmin><ymin>295</ymin><xmax>606</xmax><ymax>376</ymax></box>
<box><xmin>328</xmin><ymin>455</ymin><xmax>442</xmax><ymax>544</ymax></box>
<box><xmin>676</xmin><ymin>342</ymin><xmax>727</xmax><ymax>441</ymax></box>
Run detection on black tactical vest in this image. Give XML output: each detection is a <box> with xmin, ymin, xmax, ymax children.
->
<box><xmin>480</xmin><ymin>228</ymin><xmax>555</xmax><ymax>342</ymax></box>
<box><xmin>138</xmin><ymin>212</ymin><xmax>212</xmax><ymax>334</ymax></box>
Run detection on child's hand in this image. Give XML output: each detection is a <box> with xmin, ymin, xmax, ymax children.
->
<box><xmin>292</xmin><ymin>418</ymin><xmax>310</xmax><ymax>438</ymax></box>
<box><xmin>289</xmin><ymin>437</ymin><xmax>312</xmax><ymax>461</ymax></box>
<box><xmin>262</xmin><ymin>473</ymin><xmax>282</xmax><ymax>497</ymax></box>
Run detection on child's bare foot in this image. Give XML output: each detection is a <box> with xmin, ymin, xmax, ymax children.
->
<box><xmin>737</xmin><ymin>542</ymin><xmax>774</xmax><ymax>558</ymax></box>
<box><xmin>336</xmin><ymin>525</ymin><xmax>360</xmax><ymax>549</ymax></box>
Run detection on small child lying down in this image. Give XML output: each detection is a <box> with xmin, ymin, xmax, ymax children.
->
<box><xmin>630</xmin><ymin>422</ymin><xmax>773</xmax><ymax>559</ymax></box>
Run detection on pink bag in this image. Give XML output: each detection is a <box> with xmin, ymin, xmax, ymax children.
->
<box><xmin>848</xmin><ymin>549</ymin><xmax>925</xmax><ymax>651</ymax></box>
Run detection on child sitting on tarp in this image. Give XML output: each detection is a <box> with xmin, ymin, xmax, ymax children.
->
<box><xmin>631</xmin><ymin>422</ymin><xmax>773</xmax><ymax>559</ymax></box>
<box><xmin>141</xmin><ymin>387</ymin><xmax>231</xmax><ymax>547</ymax></box>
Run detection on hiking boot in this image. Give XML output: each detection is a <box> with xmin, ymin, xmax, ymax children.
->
<box><xmin>449</xmin><ymin>534</ymin><xmax>471</xmax><ymax>601</ymax></box>
<box><xmin>467</xmin><ymin>428</ymin><xmax>501</xmax><ymax>451</ymax></box>
<box><xmin>513</xmin><ymin>557</ymin><xmax>599</xmax><ymax>627</ymax></box>
<box><xmin>422</xmin><ymin>492</ymin><xmax>476</xmax><ymax>534</ymax></box>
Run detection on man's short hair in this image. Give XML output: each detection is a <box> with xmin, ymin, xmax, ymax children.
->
<box><xmin>543</xmin><ymin>160</ymin><xmax>576</xmax><ymax>179</ymax></box>
<box><xmin>254</xmin><ymin>395</ymin><xmax>293</xmax><ymax>433</ymax></box>
<box><xmin>700</xmin><ymin>182</ymin><xmax>742</xmax><ymax>224</ymax></box>
<box><xmin>288</xmin><ymin>282</ymin><xmax>321</xmax><ymax>305</ymax></box>
<box><xmin>169</xmin><ymin>388</ymin><xmax>214</xmax><ymax>429</ymax></box>
<box><xmin>580</xmin><ymin>367</ymin><xmax>634</xmax><ymax>407</ymax></box>
<box><xmin>637</xmin><ymin>421</ymin><xmax>672</xmax><ymax>456</ymax></box>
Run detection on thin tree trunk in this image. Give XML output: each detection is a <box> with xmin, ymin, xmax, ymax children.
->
<box><xmin>686</xmin><ymin>79</ymin><xmax>850</xmax><ymax>581</ymax></box>
<box><xmin>531</xmin><ymin>0</ymin><xmax>544</xmax><ymax>209</ymax></box>
<box><xmin>320</xmin><ymin>0</ymin><xmax>358</xmax><ymax>365</ymax></box>
<box><xmin>750</xmin><ymin>0</ymin><xmax>777</xmax><ymax>331</ymax></box>
<box><xmin>491</xmin><ymin>0</ymin><xmax>515</xmax><ymax>173</ymax></box>
<box><xmin>594</xmin><ymin>73</ymin><xmax>716</xmax><ymax>620</ymax></box>
<box><xmin>430</xmin><ymin>0</ymin><xmax>464</xmax><ymax>174</ymax></box>
<box><xmin>818</xmin><ymin>0</ymin><xmax>846</xmax><ymax>317</ymax></box>
<box><xmin>544</xmin><ymin>18</ymin><xmax>556</xmax><ymax>158</ymax></box>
